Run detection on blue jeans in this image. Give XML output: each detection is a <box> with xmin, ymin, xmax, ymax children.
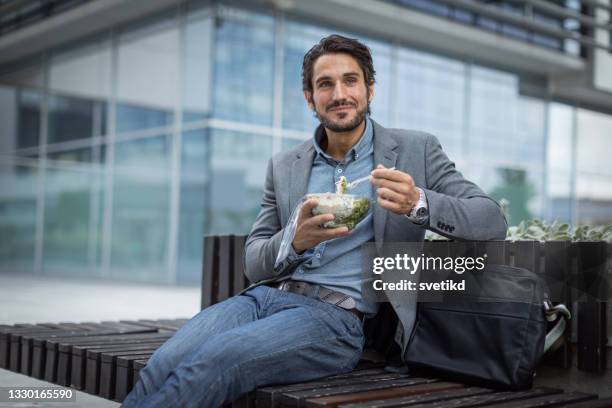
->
<box><xmin>121</xmin><ymin>285</ymin><xmax>365</xmax><ymax>408</ymax></box>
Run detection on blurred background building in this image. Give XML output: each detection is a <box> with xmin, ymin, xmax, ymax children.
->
<box><xmin>0</xmin><ymin>0</ymin><xmax>611</xmax><ymax>285</ymax></box>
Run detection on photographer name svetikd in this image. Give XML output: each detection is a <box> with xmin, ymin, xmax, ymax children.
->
<box><xmin>372</xmin><ymin>279</ymin><xmax>466</xmax><ymax>291</ymax></box>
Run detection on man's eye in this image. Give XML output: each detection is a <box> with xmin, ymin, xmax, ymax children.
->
<box><xmin>345</xmin><ymin>78</ymin><xmax>357</xmax><ymax>84</ymax></box>
<box><xmin>319</xmin><ymin>82</ymin><xmax>331</xmax><ymax>88</ymax></box>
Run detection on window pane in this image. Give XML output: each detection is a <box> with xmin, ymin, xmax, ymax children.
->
<box><xmin>396</xmin><ymin>48</ymin><xmax>466</xmax><ymax>159</ymax></box>
<box><xmin>43</xmin><ymin>166</ymin><xmax>97</xmax><ymax>272</ymax></box>
<box><xmin>575</xmin><ymin>109</ymin><xmax>612</xmax><ymax>224</ymax></box>
<box><xmin>214</xmin><ymin>9</ymin><xmax>274</xmax><ymax>125</ymax></box>
<box><xmin>468</xmin><ymin>67</ymin><xmax>546</xmax><ymax>225</ymax></box>
<box><xmin>116</xmin><ymin>103</ymin><xmax>172</xmax><ymax>134</ymax></box>
<box><xmin>117</xmin><ymin>13</ymin><xmax>179</xmax><ymax>132</ymax></box>
<box><xmin>182</xmin><ymin>9</ymin><xmax>214</xmax><ymax>123</ymax></box>
<box><xmin>486</xmin><ymin>167</ymin><xmax>540</xmax><ymax>225</ymax></box>
<box><xmin>369</xmin><ymin>43</ymin><xmax>393</xmax><ymax>128</ymax></box>
<box><xmin>282</xmin><ymin>21</ymin><xmax>326</xmax><ymax>132</ymax></box>
<box><xmin>48</xmin><ymin>94</ymin><xmax>106</xmax><ymax>143</ymax></box>
<box><xmin>0</xmin><ymin>163</ymin><xmax>38</xmax><ymax>273</ymax></box>
<box><xmin>281</xmin><ymin>137</ymin><xmax>305</xmax><ymax>151</ymax></box>
<box><xmin>207</xmin><ymin>129</ymin><xmax>272</xmax><ymax>234</ymax></box>
<box><xmin>547</xmin><ymin>103</ymin><xmax>573</xmax><ymax>223</ymax></box>
<box><xmin>111</xmin><ymin>135</ymin><xmax>171</xmax><ymax>280</ymax></box>
<box><xmin>177</xmin><ymin>129</ymin><xmax>209</xmax><ymax>283</ymax></box>
<box><xmin>0</xmin><ymin>85</ymin><xmax>17</xmax><ymax>155</ymax></box>
<box><xmin>17</xmin><ymin>89</ymin><xmax>41</xmax><ymax>149</ymax></box>
<box><xmin>468</xmin><ymin>66</ymin><xmax>518</xmax><ymax>165</ymax></box>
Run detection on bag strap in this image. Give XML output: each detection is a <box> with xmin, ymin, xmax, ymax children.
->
<box><xmin>543</xmin><ymin>302</ymin><xmax>571</xmax><ymax>354</ymax></box>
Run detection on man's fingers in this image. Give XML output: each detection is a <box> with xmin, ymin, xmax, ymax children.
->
<box><xmin>305</xmin><ymin>213</ymin><xmax>335</xmax><ymax>227</ymax></box>
<box><xmin>371</xmin><ymin>168</ymin><xmax>413</xmax><ymax>184</ymax></box>
<box><xmin>299</xmin><ymin>199</ymin><xmax>319</xmax><ymax>220</ymax></box>
<box><xmin>301</xmin><ymin>199</ymin><xmax>319</xmax><ymax>213</ymax></box>
<box><xmin>319</xmin><ymin>226</ymin><xmax>350</xmax><ymax>239</ymax></box>
<box><xmin>372</xmin><ymin>179</ymin><xmax>412</xmax><ymax>194</ymax></box>
<box><xmin>376</xmin><ymin>187</ymin><xmax>405</xmax><ymax>204</ymax></box>
<box><xmin>377</xmin><ymin>196</ymin><xmax>402</xmax><ymax>213</ymax></box>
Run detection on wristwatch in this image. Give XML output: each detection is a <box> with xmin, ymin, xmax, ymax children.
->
<box><xmin>406</xmin><ymin>187</ymin><xmax>429</xmax><ymax>224</ymax></box>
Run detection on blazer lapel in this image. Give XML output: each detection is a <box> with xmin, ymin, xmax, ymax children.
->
<box><xmin>372</xmin><ymin>121</ymin><xmax>398</xmax><ymax>250</ymax></box>
<box><xmin>289</xmin><ymin>143</ymin><xmax>315</xmax><ymax>213</ymax></box>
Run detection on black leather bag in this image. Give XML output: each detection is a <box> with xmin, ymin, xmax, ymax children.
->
<box><xmin>403</xmin><ymin>264</ymin><xmax>569</xmax><ymax>390</ymax></box>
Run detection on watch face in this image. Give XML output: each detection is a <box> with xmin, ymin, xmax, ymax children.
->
<box><xmin>416</xmin><ymin>207</ymin><xmax>428</xmax><ymax>217</ymax></box>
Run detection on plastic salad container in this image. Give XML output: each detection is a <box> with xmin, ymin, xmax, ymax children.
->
<box><xmin>306</xmin><ymin>192</ymin><xmax>370</xmax><ymax>230</ymax></box>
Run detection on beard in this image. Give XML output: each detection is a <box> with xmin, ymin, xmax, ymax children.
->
<box><xmin>314</xmin><ymin>100</ymin><xmax>368</xmax><ymax>133</ymax></box>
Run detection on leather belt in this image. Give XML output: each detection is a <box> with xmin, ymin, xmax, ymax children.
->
<box><xmin>276</xmin><ymin>280</ymin><xmax>364</xmax><ymax>321</ymax></box>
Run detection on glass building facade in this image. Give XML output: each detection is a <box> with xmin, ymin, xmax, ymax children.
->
<box><xmin>1</xmin><ymin>2</ymin><xmax>611</xmax><ymax>284</ymax></box>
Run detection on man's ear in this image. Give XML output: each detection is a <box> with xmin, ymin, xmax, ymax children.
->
<box><xmin>367</xmin><ymin>84</ymin><xmax>375</xmax><ymax>103</ymax></box>
<box><xmin>304</xmin><ymin>90</ymin><xmax>314</xmax><ymax>110</ymax></box>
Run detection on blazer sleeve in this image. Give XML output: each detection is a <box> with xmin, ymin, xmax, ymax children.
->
<box><xmin>244</xmin><ymin>158</ymin><xmax>299</xmax><ymax>283</ymax></box>
<box><xmin>422</xmin><ymin>134</ymin><xmax>508</xmax><ymax>240</ymax></box>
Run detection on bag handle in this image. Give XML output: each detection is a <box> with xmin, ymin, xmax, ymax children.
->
<box><xmin>543</xmin><ymin>302</ymin><xmax>571</xmax><ymax>354</ymax></box>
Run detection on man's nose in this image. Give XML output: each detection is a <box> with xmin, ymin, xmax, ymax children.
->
<box><xmin>332</xmin><ymin>82</ymin><xmax>347</xmax><ymax>100</ymax></box>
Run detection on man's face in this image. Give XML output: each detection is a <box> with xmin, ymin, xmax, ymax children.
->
<box><xmin>305</xmin><ymin>53</ymin><xmax>373</xmax><ymax>133</ymax></box>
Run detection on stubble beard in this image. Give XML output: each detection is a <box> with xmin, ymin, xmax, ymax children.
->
<box><xmin>315</xmin><ymin>102</ymin><xmax>368</xmax><ymax>133</ymax></box>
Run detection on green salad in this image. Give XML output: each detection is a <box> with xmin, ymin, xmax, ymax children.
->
<box><xmin>308</xmin><ymin>193</ymin><xmax>370</xmax><ymax>230</ymax></box>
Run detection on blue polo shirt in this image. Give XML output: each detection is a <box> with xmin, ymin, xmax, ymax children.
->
<box><xmin>289</xmin><ymin>117</ymin><xmax>379</xmax><ymax>316</ymax></box>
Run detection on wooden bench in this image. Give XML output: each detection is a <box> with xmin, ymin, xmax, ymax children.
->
<box><xmin>1</xmin><ymin>234</ymin><xmax>610</xmax><ymax>407</ymax></box>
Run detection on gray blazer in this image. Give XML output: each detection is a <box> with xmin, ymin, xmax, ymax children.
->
<box><xmin>243</xmin><ymin>120</ymin><xmax>507</xmax><ymax>354</ymax></box>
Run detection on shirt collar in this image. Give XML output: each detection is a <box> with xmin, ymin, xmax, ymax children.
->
<box><xmin>312</xmin><ymin>116</ymin><xmax>373</xmax><ymax>163</ymax></box>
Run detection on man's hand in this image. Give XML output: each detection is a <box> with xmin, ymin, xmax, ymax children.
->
<box><xmin>291</xmin><ymin>199</ymin><xmax>351</xmax><ymax>254</ymax></box>
<box><xmin>370</xmin><ymin>164</ymin><xmax>420</xmax><ymax>215</ymax></box>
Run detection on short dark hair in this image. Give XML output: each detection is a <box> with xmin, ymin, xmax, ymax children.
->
<box><xmin>302</xmin><ymin>34</ymin><xmax>376</xmax><ymax>97</ymax></box>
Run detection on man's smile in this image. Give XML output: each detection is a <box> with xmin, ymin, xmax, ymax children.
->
<box><xmin>328</xmin><ymin>104</ymin><xmax>355</xmax><ymax>112</ymax></box>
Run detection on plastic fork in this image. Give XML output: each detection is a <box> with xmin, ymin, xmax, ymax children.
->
<box><xmin>346</xmin><ymin>166</ymin><xmax>396</xmax><ymax>190</ymax></box>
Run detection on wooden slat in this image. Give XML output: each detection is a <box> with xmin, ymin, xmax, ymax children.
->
<box><xmin>543</xmin><ymin>240</ymin><xmax>572</xmax><ymax>369</ymax></box>
<box><xmin>278</xmin><ymin>377</ymin><xmax>437</xmax><ymax>407</ymax></box>
<box><xmin>64</xmin><ymin>336</ymin><xmax>169</xmax><ymax>388</ymax></box>
<box><xmin>384</xmin><ymin>387</ymin><xmax>562</xmax><ymax>408</ymax></box>
<box><xmin>578</xmin><ymin>301</ymin><xmax>607</xmax><ymax>374</ymax></box>
<box><xmin>115</xmin><ymin>354</ymin><xmax>156</xmax><ymax>402</ymax></box>
<box><xmin>304</xmin><ymin>382</ymin><xmax>463</xmax><ymax>407</ymax></box>
<box><xmin>43</xmin><ymin>331</ymin><xmax>167</xmax><ymax>387</ymax></box>
<box><xmin>481</xmin><ymin>391</ymin><xmax>596</xmax><ymax>407</ymax></box>
<box><xmin>19</xmin><ymin>322</ymin><xmax>101</xmax><ymax>376</ymax></box>
<box><xmin>232</xmin><ymin>392</ymin><xmax>257</xmax><ymax>408</ymax></box>
<box><xmin>9</xmin><ymin>323</ymin><xmax>91</xmax><ymax>375</ymax></box>
<box><xmin>19</xmin><ymin>323</ymin><xmax>91</xmax><ymax>375</ymax></box>
<box><xmin>120</xmin><ymin>319</ymin><xmax>186</xmax><ymax>331</ymax></box>
<box><xmin>574</xmin><ymin>241</ymin><xmax>608</xmax><ymax>371</ymax></box>
<box><xmin>255</xmin><ymin>369</ymin><xmax>390</xmax><ymax>407</ymax></box>
<box><xmin>132</xmin><ymin>359</ymin><xmax>148</xmax><ymax>392</ymax></box>
<box><xmin>218</xmin><ymin>235</ymin><xmax>232</xmax><ymax>302</ymax></box>
<box><xmin>508</xmin><ymin>241</ymin><xmax>537</xmax><ymax>272</ymax></box>
<box><xmin>559</xmin><ymin>397</ymin><xmax>612</xmax><ymax>407</ymax></box>
<box><xmin>2</xmin><ymin>323</ymin><xmax>69</xmax><ymax>371</ymax></box>
<box><xmin>99</xmin><ymin>349</ymin><xmax>158</xmax><ymax>399</ymax></box>
<box><xmin>233</xmin><ymin>234</ymin><xmax>248</xmax><ymax>294</ymax></box>
<box><xmin>474</xmin><ymin>241</ymin><xmax>505</xmax><ymax>265</ymax></box>
<box><xmin>85</xmin><ymin>343</ymin><xmax>161</xmax><ymax>395</ymax></box>
<box><xmin>202</xmin><ymin>235</ymin><xmax>218</xmax><ymax>308</ymax></box>
<box><xmin>337</xmin><ymin>387</ymin><xmax>494</xmax><ymax>407</ymax></box>
<box><xmin>40</xmin><ymin>326</ymin><xmax>157</xmax><ymax>383</ymax></box>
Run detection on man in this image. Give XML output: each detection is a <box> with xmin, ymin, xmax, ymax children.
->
<box><xmin>122</xmin><ymin>34</ymin><xmax>507</xmax><ymax>408</ymax></box>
